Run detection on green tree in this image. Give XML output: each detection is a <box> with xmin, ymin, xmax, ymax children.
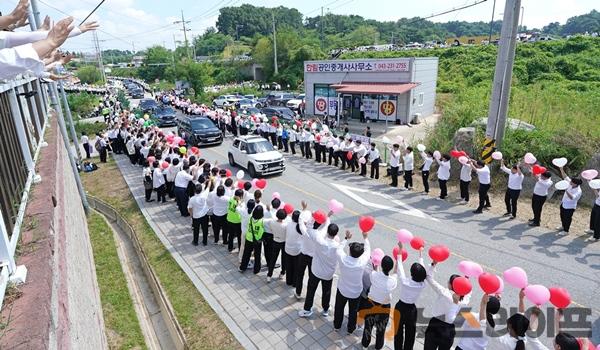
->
<box><xmin>194</xmin><ymin>27</ymin><xmax>234</xmax><ymax>56</ymax></box>
<box><xmin>138</xmin><ymin>46</ymin><xmax>173</xmax><ymax>82</ymax></box>
<box><xmin>343</xmin><ymin>25</ymin><xmax>380</xmax><ymax>47</ymax></box>
<box><xmin>166</xmin><ymin>60</ymin><xmax>213</xmax><ymax>97</ymax></box>
<box><xmin>216</xmin><ymin>4</ymin><xmax>303</xmax><ymax>37</ymax></box>
<box><xmin>76</xmin><ymin>66</ymin><xmax>102</xmax><ymax>84</ymax></box>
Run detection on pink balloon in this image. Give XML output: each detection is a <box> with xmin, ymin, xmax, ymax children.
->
<box><xmin>396</xmin><ymin>229</ymin><xmax>414</xmax><ymax>244</ymax></box>
<box><xmin>581</xmin><ymin>169</ymin><xmax>598</xmax><ymax>181</ymax></box>
<box><xmin>371</xmin><ymin>248</ymin><xmax>385</xmax><ymax>266</ymax></box>
<box><xmin>503</xmin><ymin>267</ymin><xmax>528</xmax><ymax>289</ymax></box>
<box><xmin>173</xmin><ymin>136</ymin><xmax>182</xmax><ymax>145</ymax></box>
<box><xmin>272</xmin><ymin>192</ymin><xmax>281</xmax><ymax>200</ymax></box>
<box><xmin>458</xmin><ymin>156</ymin><xmax>469</xmax><ymax>165</ymax></box>
<box><xmin>433</xmin><ymin>150</ymin><xmax>441</xmax><ymax>160</ymax></box>
<box><xmin>458</xmin><ymin>261</ymin><xmax>483</xmax><ymax>278</ymax></box>
<box><xmin>494</xmin><ymin>275</ymin><xmax>505</xmax><ymax>294</ymax></box>
<box><xmin>524</xmin><ymin>284</ymin><xmax>551</xmax><ymax>306</ymax></box>
<box><xmin>359</xmin><ymin>157</ymin><xmax>366</xmax><ymax>164</ymax></box>
<box><xmin>328</xmin><ymin>199</ymin><xmax>344</xmax><ymax>214</ymax></box>
<box><xmin>251</xmin><ymin>179</ymin><xmax>258</xmax><ymax>188</ymax></box>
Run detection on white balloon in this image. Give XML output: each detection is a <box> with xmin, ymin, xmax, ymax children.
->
<box><xmin>552</xmin><ymin>157</ymin><xmax>568</xmax><ymax>168</ymax></box>
<box><xmin>381</xmin><ymin>136</ymin><xmax>391</xmax><ymax>144</ymax></box>
<box><xmin>433</xmin><ymin>150</ymin><xmax>441</xmax><ymax>160</ymax></box>
<box><xmin>492</xmin><ymin>151</ymin><xmax>503</xmax><ymax>160</ymax></box>
<box><xmin>555</xmin><ymin>180</ymin><xmax>570</xmax><ymax>191</ymax></box>
<box><xmin>524</xmin><ymin>152</ymin><xmax>537</xmax><ymax>165</ymax></box>
<box><xmin>417</xmin><ymin>144</ymin><xmax>426</xmax><ymax>152</ymax></box>
<box><xmin>236</xmin><ymin>170</ymin><xmax>244</xmax><ymax>180</ymax></box>
<box><xmin>589</xmin><ymin>179</ymin><xmax>600</xmax><ymax>190</ymax></box>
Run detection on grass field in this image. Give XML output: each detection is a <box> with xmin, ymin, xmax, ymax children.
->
<box><xmin>81</xmin><ymin>157</ymin><xmax>241</xmax><ymax>350</ymax></box>
<box><xmin>87</xmin><ymin>211</ymin><xmax>147</xmax><ymax>350</ymax></box>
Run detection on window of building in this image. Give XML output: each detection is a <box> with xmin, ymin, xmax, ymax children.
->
<box><xmin>418</xmin><ymin>92</ymin><xmax>424</xmax><ymax>106</ymax></box>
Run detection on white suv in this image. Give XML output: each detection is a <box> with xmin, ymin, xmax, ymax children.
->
<box><xmin>228</xmin><ymin>136</ymin><xmax>285</xmax><ymax>177</ymax></box>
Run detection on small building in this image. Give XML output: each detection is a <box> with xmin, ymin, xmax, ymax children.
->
<box><xmin>303</xmin><ymin>57</ymin><xmax>438</xmax><ymax>124</ymax></box>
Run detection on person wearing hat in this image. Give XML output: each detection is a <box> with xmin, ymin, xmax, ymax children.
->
<box><xmin>556</xmin><ymin>167</ymin><xmax>583</xmax><ymax>235</ymax></box>
<box><xmin>388</xmin><ymin>144</ymin><xmax>401</xmax><ymax>187</ymax></box>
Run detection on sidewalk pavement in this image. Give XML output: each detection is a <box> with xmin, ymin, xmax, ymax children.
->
<box><xmin>336</xmin><ymin>115</ymin><xmax>440</xmax><ymax>145</ymax></box>
<box><xmin>114</xmin><ymin>155</ymin><xmax>423</xmax><ymax>350</ymax></box>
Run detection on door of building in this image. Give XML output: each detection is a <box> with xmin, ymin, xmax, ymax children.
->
<box><xmin>342</xmin><ymin>95</ymin><xmax>352</xmax><ymax>123</ymax></box>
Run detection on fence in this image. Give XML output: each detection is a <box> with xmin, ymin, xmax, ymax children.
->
<box><xmin>0</xmin><ymin>77</ymin><xmax>50</xmax><ymax>308</ymax></box>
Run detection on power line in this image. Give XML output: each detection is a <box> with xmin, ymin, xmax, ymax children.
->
<box><xmin>79</xmin><ymin>0</ymin><xmax>106</xmax><ymax>26</ymax></box>
<box><xmin>407</xmin><ymin>0</ymin><xmax>488</xmax><ymax>24</ymax></box>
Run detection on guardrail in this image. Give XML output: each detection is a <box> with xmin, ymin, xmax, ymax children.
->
<box><xmin>0</xmin><ymin>77</ymin><xmax>50</xmax><ymax>309</ymax></box>
<box><xmin>87</xmin><ymin>196</ymin><xmax>188</xmax><ymax>350</ymax></box>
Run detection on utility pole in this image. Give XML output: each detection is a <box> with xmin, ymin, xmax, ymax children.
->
<box><xmin>132</xmin><ymin>41</ymin><xmax>135</xmax><ymax>54</ymax></box>
<box><xmin>488</xmin><ymin>0</ymin><xmax>497</xmax><ymax>44</ymax></box>
<box><xmin>92</xmin><ymin>31</ymin><xmax>106</xmax><ymax>84</ymax></box>
<box><xmin>272</xmin><ymin>11</ymin><xmax>278</xmax><ymax>75</ymax></box>
<box><xmin>174</xmin><ymin>10</ymin><xmax>191</xmax><ymax>60</ymax></box>
<box><xmin>320</xmin><ymin>7</ymin><xmax>324</xmax><ymax>48</ymax></box>
<box><xmin>520</xmin><ymin>6</ymin><xmax>525</xmax><ymax>31</ymax></box>
<box><xmin>484</xmin><ymin>0</ymin><xmax>521</xmax><ymax>152</ymax></box>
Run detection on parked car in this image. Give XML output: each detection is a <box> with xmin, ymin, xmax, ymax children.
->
<box><xmin>238</xmin><ymin>107</ymin><xmax>261</xmax><ymax>115</ymax></box>
<box><xmin>212</xmin><ymin>94</ymin><xmax>241</xmax><ymax>108</ymax></box>
<box><xmin>228</xmin><ymin>135</ymin><xmax>285</xmax><ymax>177</ymax></box>
<box><xmin>139</xmin><ymin>98</ymin><xmax>158</xmax><ymax>112</ymax></box>
<box><xmin>177</xmin><ymin>116</ymin><xmax>223</xmax><ymax>146</ymax></box>
<box><xmin>261</xmin><ymin>106</ymin><xmax>296</xmax><ymax>121</ymax></box>
<box><xmin>286</xmin><ymin>93</ymin><xmax>305</xmax><ymax>111</ymax></box>
<box><xmin>130</xmin><ymin>88</ymin><xmax>144</xmax><ymax>99</ymax></box>
<box><xmin>236</xmin><ymin>98</ymin><xmax>257</xmax><ymax>109</ymax></box>
<box><xmin>244</xmin><ymin>94</ymin><xmax>256</xmax><ymax>100</ymax></box>
<box><xmin>267</xmin><ymin>92</ymin><xmax>296</xmax><ymax>106</ymax></box>
<box><xmin>255</xmin><ymin>97</ymin><xmax>267</xmax><ymax>108</ymax></box>
<box><xmin>152</xmin><ymin>106</ymin><xmax>177</xmax><ymax>127</ymax></box>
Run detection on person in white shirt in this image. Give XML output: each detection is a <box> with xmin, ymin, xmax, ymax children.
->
<box><xmin>210</xmin><ymin>185</ymin><xmax>230</xmax><ymax>245</ymax></box>
<box><xmin>152</xmin><ymin>161</ymin><xmax>167</xmax><ymax>203</ymax></box>
<box><xmin>393</xmin><ymin>244</ymin><xmax>427</xmax><ymax>350</ymax></box>
<box><xmin>298</xmin><ymin>214</ymin><xmax>339</xmax><ymax>318</ymax></box>
<box><xmin>187</xmin><ymin>184</ymin><xmax>210</xmax><ymax>246</ymax></box>
<box><xmin>305</xmin><ymin>130</ymin><xmax>314</xmax><ymax>159</ymax></box>
<box><xmin>166</xmin><ymin>158</ymin><xmax>180</xmax><ymax>199</ymax></box>
<box><xmin>174</xmin><ymin>164</ymin><xmax>194</xmax><ymax>216</ymax></box>
<box><xmin>436</xmin><ymin>154</ymin><xmax>452</xmax><ymax>200</ymax></box>
<box><xmin>298</xmin><ymin>127</ymin><xmax>306</xmax><ymax>158</ymax></box>
<box><xmin>143</xmin><ymin>164</ymin><xmax>154</xmax><ymax>202</ymax></box>
<box><xmin>333</xmin><ymin>230</ymin><xmax>370</xmax><ymax>334</ymax></box>
<box><xmin>284</xmin><ymin>211</ymin><xmax>302</xmax><ymax>287</ymax></box>
<box><xmin>126</xmin><ymin>136</ymin><xmax>136</xmax><ymax>164</ymax></box>
<box><xmin>81</xmin><ymin>132</ymin><xmax>90</xmax><ymax>159</ymax></box>
<box><xmin>354</xmin><ymin>140</ymin><xmax>368</xmax><ymax>176</ymax></box>
<box><xmin>420</xmin><ymin>151</ymin><xmax>434</xmax><ymax>194</ymax></box>
<box><xmin>361</xmin><ymin>256</ymin><xmax>397</xmax><ymax>350</ymax></box>
<box><xmin>556</xmin><ymin>167</ymin><xmax>583</xmax><ymax>234</ymax></box>
<box><xmin>402</xmin><ymin>147</ymin><xmax>415</xmax><ymax>190</ymax></box>
<box><xmin>529</xmin><ymin>169</ymin><xmax>553</xmax><ymax>227</ymax></box>
<box><xmin>295</xmin><ymin>204</ymin><xmax>322</xmax><ymax>299</ymax></box>
<box><xmin>456</xmin><ymin>294</ymin><xmax>501</xmax><ymax>350</ymax></box>
<box><xmin>389</xmin><ymin>144</ymin><xmax>402</xmax><ymax>187</ymax></box>
<box><xmin>587</xmin><ymin>184</ymin><xmax>600</xmax><ymax>242</ymax></box>
<box><xmin>319</xmin><ymin>132</ymin><xmax>329</xmax><ymax>164</ymax></box>
<box><xmin>470</xmin><ymin>160</ymin><xmax>492</xmax><ymax>214</ymax></box>
<box><xmin>459</xmin><ymin>161</ymin><xmax>473</xmax><ymax>203</ymax></box>
<box><xmin>501</xmin><ymin>161</ymin><xmax>525</xmax><ymax>219</ymax></box>
<box><xmin>264</xmin><ymin>209</ymin><xmax>289</xmax><ymax>282</ymax></box>
<box><xmin>368</xmin><ymin>143</ymin><xmax>381</xmax><ymax>179</ymax></box>
<box><xmin>289</xmin><ymin>127</ymin><xmax>298</xmax><ymax>155</ymax></box>
<box><xmin>424</xmin><ymin>264</ymin><xmax>471</xmax><ymax>350</ymax></box>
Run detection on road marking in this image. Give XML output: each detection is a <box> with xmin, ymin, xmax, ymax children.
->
<box><xmin>201</xmin><ymin>143</ymin><xmax>591</xmax><ymax>311</ymax></box>
<box><xmin>331</xmin><ymin>183</ymin><xmax>438</xmax><ymax>221</ymax></box>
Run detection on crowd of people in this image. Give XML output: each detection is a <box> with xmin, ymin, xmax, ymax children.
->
<box><xmin>84</xmin><ymin>86</ymin><xmax>598</xmax><ymax>350</ymax></box>
<box><xmin>0</xmin><ymin>0</ymin><xmax>99</xmax><ymax>81</ymax></box>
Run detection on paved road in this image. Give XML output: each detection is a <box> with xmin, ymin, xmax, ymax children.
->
<box><xmin>194</xmin><ymin>137</ymin><xmax>599</xmax><ymax>347</ymax></box>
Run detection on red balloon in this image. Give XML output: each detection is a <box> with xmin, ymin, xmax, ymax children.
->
<box><xmin>452</xmin><ymin>276</ymin><xmax>472</xmax><ymax>296</ymax></box>
<box><xmin>532</xmin><ymin>164</ymin><xmax>547</xmax><ymax>176</ymax></box>
<box><xmin>450</xmin><ymin>150</ymin><xmax>462</xmax><ymax>158</ymax></box>
<box><xmin>237</xmin><ymin>180</ymin><xmax>245</xmax><ymax>189</ymax></box>
<box><xmin>283</xmin><ymin>203</ymin><xmax>294</xmax><ymax>215</ymax></box>
<box><xmin>458</xmin><ymin>151</ymin><xmax>467</xmax><ymax>157</ymax></box>
<box><xmin>409</xmin><ymin>236</ymin><xmax>425</xmax><ymax>250</ymax></box>
<box><xmin>147</xmin><ymin>156</ymin><xmax>156</xmax><ymax>164</ymax></box>
<box><xmin>161</xmin><ymin>161</ymin><xmax>169</xmax><ymax>169</ymax></box>
<box><xmin>226</xmin><ymin>169</ymin><xmax>232</xmax><ymax>177</ymax></box>
<box><xmin>312</xmin><ymin>210</ymin><xmax>327</xmax><ymax>224</ymax></box>
<box><xmin>178</xmin><ymin>139</ymin><xmax>186</xmax><ymax>146</ymax></box>
<box><xmin>392</xmin><ymin>246</ymin><xmax>408</xmax><ymax>262</ymax></box>
<box><xmin>358</xmin><ymin>216</ymin><xmax>375</xmax><ymax>233</ymax></box>
<box><xmin>346</xmin><ymin>151</ymin><xmax>354</xmax><ymax>160</ymax></box>
<box><xmin>549</xmin><ymin>287</ymin><xmax>571</xmax><ymax>309</ymax></box>
<box><xmin>255</xmin><ymin>179</ymin><xmax>267</xmax><ymax>189</ymax></box>
<box><xmin>191</xmin><ymin>146</ymin><xmax>199</xmax><ymax>154</ymax></box>
<box><xmin>577</xmin><ymin>338</ymin><xmax>595</xmax><ymax>350</ymax></box>
<box><xmin>428</xmin><ymin>245</ymin><xmax>450</xmax><ymax>263</ymax></box>
<box><xmin>478</xmin><ymin>272</ymin><xmax>501</xmax><ymax>294</ymax></box>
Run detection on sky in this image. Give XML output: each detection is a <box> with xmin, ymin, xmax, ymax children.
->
<box><xmin>1</xmin><ymin>0</ymin><xmax>597</xmax><ymax>52</ymax></box>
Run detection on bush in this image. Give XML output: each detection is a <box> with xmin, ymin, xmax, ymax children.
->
<box><xmin>67</xmin><ymin>92</ymin><xmax>100</xmax><ymax>118</ymax></box>
<box><xmin>74</xmin><ymin>121</ymin><xmax>106</xmax><ymax>137</ymax></box>
<box><xmin>76</xmin><ymin>66</ymin><xmax>103</xmax><ymax>85</ymax></box>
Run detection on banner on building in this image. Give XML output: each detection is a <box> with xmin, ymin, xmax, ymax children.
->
<box><xmin>305</xmin><ymin>59</ymin><xmax>410</xmax><ymax>73</ymax></box>
<box><xmin>362</xmin><ymin>97</ymin><xmax>378</xmax><ymax>120</ymax></box>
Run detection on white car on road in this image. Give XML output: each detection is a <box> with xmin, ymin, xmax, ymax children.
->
<box><xmin>228</xmin><ymin>136</ymin><xmax>285</xmax><ymax>177</ymax></box>
<box><xmin>286</xmin><ymin>94</ymin><xmax>305</xmax><ymax>111</ymax></box>
<box><xmin>212</xmin><ymin>94</ymin><xmax>240</xmax><ymax>107</ymax></box>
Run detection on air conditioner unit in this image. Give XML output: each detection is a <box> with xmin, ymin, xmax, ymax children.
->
<box><xmin>412</xmin><ymin>113</ymin><xmax>422</xmax><ymax>124</ymax></box>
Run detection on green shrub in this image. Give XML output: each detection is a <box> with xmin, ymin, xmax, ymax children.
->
<box><xmin>67</xmin><ymin>92</ymin><xmax>101</xmax><ymax>118</ymax></box>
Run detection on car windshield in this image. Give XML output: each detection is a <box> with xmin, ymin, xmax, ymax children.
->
<box><xmin>239</xmin><ymin>99</ymin><xmax>252</xmax><ymax>104</ymax></box>
<box><xmin>158</xmin><ymin>107</ymin><xmax>175</xmax><ymax>114</ymax></box>
<box><xmin>141</xmin><ymin>100</ymin><xmax>156</xmax><ymax>107</ymax></box>
<box><xmin>191</xmin><ymin>118</ymin><xmax>216</xmax><ymax>130</ymax></box>
<box><xmin>247</xmin><ymin>140</ymin><xmax>275</xmax><ymax>154</ymax></box>
<box><xmin>244</xmin><ymin>95</ymin><xmax>254</xmax><ymax>99</ymax></box>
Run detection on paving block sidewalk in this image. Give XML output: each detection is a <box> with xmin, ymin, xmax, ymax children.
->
<box><xmin>115</xmin><ymin>155</ymin><xmax>424</xmax><ymax>350</ymax></box>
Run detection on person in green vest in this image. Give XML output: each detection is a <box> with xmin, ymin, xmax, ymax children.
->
<box><xmin>226</xmin><ymin>189</ymin><xmax>243</xmax><ymax>253</ymax></box>
<box><xmin>239</xmin><ymin>205</ymin><xmax>265</xmax><ymax>274</ymax></box>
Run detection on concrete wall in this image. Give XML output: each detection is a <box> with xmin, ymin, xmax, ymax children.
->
<box><xmin>0</xmin><ymin>114</ymin><xmax>107</xmax><ymax>350</ymax></box>
<box><xmin>408</xmin><ymin>57</ymin><xmax>439</xmax><ymax>123</ymax></box>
